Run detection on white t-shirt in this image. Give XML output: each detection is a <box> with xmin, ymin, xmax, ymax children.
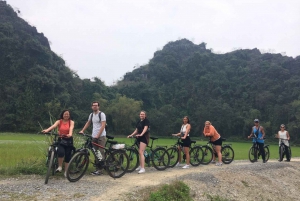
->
<box><xmin>88</xmin><ymin>112</ymin><xmax>106</xmax><ymax>138</ymax></box>
<box><xmin>278</xmin><ymin>130</ymin><xmax>289</xmax><ymax>146</ymax></box>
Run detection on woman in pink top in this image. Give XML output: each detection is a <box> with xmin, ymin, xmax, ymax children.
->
<box><xmin>43</xmin><ymin>110</ymin><xmax>74</xmax><ymax>176</ymax></box>
<box><xmin>203</xmin><ymin>121</ymin><xmax>223</xmax><ymax>166</ymax></box>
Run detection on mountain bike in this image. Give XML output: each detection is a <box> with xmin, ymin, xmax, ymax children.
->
<box><xmin>248</xmin><ymin>137</ymin><xmax>270</xmax><ymax>163</ymax></box>
<box><xmin>166</xmin><ymin>137</ymin><xmax>204</xmax><ymax>167</ymax></box>
<box><xmin>66</xmin><ymin>133</ymin><xmax>129</xmax><ymax>182</ymax></box>
<box><xmin>200</xmin><ymin>138</ymin><xmax>234</xmax><ymax>165</ymax></box>
<box><xmin>125</xmin><ymin>136</ymin><xmax>170</xmax><ymax>172</ymax></box>
<box><xmin>44</xmin><ymin>132</ymin><xmax>72</xmax><ymax>184</ymax></box>
<box><xmin>278</xmin><ymin>138</ymin><xmax>292</xmax><ymax>162</ymax></box>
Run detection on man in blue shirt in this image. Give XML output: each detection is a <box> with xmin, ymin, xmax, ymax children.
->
<box><xmin>248</xmin><ymin>119</ymin><xmax>266</xmax><ymax>163</ymax></box>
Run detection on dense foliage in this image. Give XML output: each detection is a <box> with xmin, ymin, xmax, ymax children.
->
<box><xmin>1</xmin><ymin>2</ymin><xmax>300</xmax><ymax>142</ymax></box>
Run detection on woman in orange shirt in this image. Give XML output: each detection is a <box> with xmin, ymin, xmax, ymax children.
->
<box><xmin>203</xmin><ymin>121</ymin><xmax>222</xmax><ymax>166</ymax></box>
<box><xmin>43</xmin><ymin>110</ymin><xmax>74</xmax><ymax>176</ymax></box>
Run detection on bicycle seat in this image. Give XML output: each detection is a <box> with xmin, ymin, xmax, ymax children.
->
<box><xmin>106</xmin><ymin>135</ymin><xmax>114</xmax><ymax>140</ymax></box>
<box><xmin>191</xmin><ymin>140</ymin><xmax>196</xmax><ymax>144</ymax></box>
<box><xmin>150</xmin><ymin>137</ymin><xmax>158</xmax><ymax>140</ymax></box>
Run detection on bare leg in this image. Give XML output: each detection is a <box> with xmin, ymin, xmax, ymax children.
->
<box><xmin>184</xmin><ymin>146</ymin><xmax>190</xmax><ymax>165</ymax></box>
<box><xmin>139</xmin><ymin>142</ymin><xmax>147</xmax><ymax>168</ymax></box>
<box><xmin>214</xmin><ymin>145</ymin><xmax>222</xmax><ymax>163</ymax></box>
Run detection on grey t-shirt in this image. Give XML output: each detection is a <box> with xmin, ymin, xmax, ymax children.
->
<box><xmin>88</xmin><ymin>112</ymin><xmax>106</xmax><ymax>138</ymax></box>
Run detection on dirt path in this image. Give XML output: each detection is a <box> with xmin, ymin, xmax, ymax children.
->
<box><xmin>1</xmin><ymin>159</ymin><xmax>300</xmax><ymax>201</ymax></box>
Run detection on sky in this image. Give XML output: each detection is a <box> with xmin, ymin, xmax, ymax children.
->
<box><xmin>6</xmin><ymin>0</ymin><xmax>300</xmax><ymax>85</ymax></box>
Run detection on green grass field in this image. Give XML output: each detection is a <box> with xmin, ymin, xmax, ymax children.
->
<box><xmin>0</xmin><ymin>132</ymin><xmax>299</xmax><ymax>175</ymax></box>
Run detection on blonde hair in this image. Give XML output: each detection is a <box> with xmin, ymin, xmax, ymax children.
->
<box><xmin>205</xmin><ymin>121</ymin><xmax>211</xmax><ymax>125</ymax></box>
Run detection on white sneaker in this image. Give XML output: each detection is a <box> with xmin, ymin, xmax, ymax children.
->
<box><xmin>175</xmin><ymin>162</ymin><xmax>180</xmax><ymax>167</ymax></box>
<box><xmin>138</xmin><ymin>168</ymin><xmax>145</xmax><ymax>174</ymax></box>
<box><xmin>56</xmin><ymin>166</ymin><xmax>62</xmax><ymax>173</ymax></box>
<box><xmin>182</xmin><ymin>164</ymin><xmax>190</xmax><ymax>169</ymax></box>
<box><xmin>215</xmin><ymin>162</ymin><xmax>222</xmax><ymax>166</ymax></box>
<box><xmin>136</xmin><ymin>166</ymin><xmax>141</xmax><ymax>171</ymax></box>
<box><xmin>210</xmin><ymin>160</ymin><xmax>216</xmax><ymax>163</ymax></box>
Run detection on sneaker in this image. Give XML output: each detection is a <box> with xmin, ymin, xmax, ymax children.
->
<box><xmin>138</xmin><ymin>168</ymin><xmax>145</xmax><ymax>174</ymax></box>
<box><xmin>64</xmin><ymin>172</ymin><xmax>66</xmax><ymax>177</ymax></box>
<box><xmin>136</xmin><ymin>166</ymin><xmax>141</xmax><ymax>171</ymax></box>
<box><xmin>215</xmin><ymin>162</ymin><xmax>222</xmax><ymax>166</ymax></box>
<box><xmin>91</xmin><ymin>170</ymin><xmax>103</xmax><ymax>175</ymax></box>
<box><xmin>55</xmin><ymin>166</ymin><xmax>62</xmax><ymax>173</ymax></box>
<box><xmin>210</xmin><ymin>160</ymin><xmax>216</xmax><ymax>163</ymax></box>
<box><xmin>278</xmin><ymin>159</ymin><xmax>282</xmax><ymax>162</ymax></box>
<box><xmin>284</xmin><ymin>160</ymin><xmax>290</xmax><ymax>162</ymax></box>
<box><xmin>182</xmin><ymin>164</ymin><xmax>190</xmax><ymax>169</ymax></box>
<box><xmin>263</xmin><ymin>160</ymin><xmax>266</xmax><ymax>163</ymax></box>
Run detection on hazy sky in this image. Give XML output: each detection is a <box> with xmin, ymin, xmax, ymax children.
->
<box><xmin>6</xmin><ymin>0</ymin><xmax>300</xmax><ymax>85</ymax></box>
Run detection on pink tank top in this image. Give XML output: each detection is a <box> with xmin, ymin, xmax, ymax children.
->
<box><xmin>59</xmin><ymin>120</ymin><xmax>70</xmax><ymax>136</ymax></box>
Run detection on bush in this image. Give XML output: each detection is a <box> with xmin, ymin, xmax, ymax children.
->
<box><xmin>148</xmin><ymin>180</ymin><xmax>192</xmax><ymax>201</ymax></box>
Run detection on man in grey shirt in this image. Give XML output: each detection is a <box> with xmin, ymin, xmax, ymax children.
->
<box><xmin>79</xmin><ymin>101</ymin><xmax>106</xmax><ymax>175</ymax></box>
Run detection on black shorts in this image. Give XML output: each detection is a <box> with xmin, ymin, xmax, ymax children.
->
<box><xmin>181</xmin><ymin>136</ymin><xmax>191</xmax><ymax>147</ymax></box>
<box><xmin>137</xmin><ymin>135</ymin><xmax>148</xmax><ymax>145</ymax></box>
<box><xmin>211</xmin><ymin>137</ymin><xmax>222</xmax><ymax>146</ymax></box>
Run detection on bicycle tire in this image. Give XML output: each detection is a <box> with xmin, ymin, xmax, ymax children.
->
<box><xmin>190</xmin><ymin>146</ymin><xmax>203</xmax><ymax>166</ymax></box>
<box><xmin>106</xmin><ymin>149</ymin><xmax>129</xmax><ymax>178</ymax></box>
<box><xmin>45</xmin><ymin>150</ymin><xmax>55</xmax><ymax>184</ymax></box>
<box><xmin>221</xmin><ymin>146</ymin><xmax>234</xmax><ymax>164</ymax></box>
<box><xmin>264</xmin><ymin>146</ymin><xmax>270</xmax><ymax>162</ymax></box>
<box><xmin>66</xmin><ymin>152</ymin><xmax>89</xmax><ymax>182</ymax></box>
<box><xmin>201</xmin><ymin>146</ymin><xmax>213</xmax><ymax>165</ymax></box>
<box><xmin>279</xmin><ymin>145</ymin><xmax>284</xmax><ymax>161</ymax></box>
<box><xmin>288</xmin><ymin>146</ymin><xmax>292</xmax><ymax>160</ymax></box>
<box><xmin>248</xmin><ymin>146</ymin><xmax>257</xmax><ymax>163</ymax></box>
<box><xmin>151</xmin><ymin>147</ymin><xmax>170</xmax><ymax>171</ymax></box>
<box><xmin>125</xmin><ymin>148</ymin><xmax>139</xmax><ymax>173</ymax></box>
<box><xmin>166</xmin><ymin>147</ymin><xmax>179</xmax><ymax>168</ymax></box>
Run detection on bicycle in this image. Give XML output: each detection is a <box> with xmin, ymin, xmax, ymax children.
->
<box><xmin>166</xmin><ymin>137</ymin><xmax>204</xmax><ymax>167</ymax></box>
<box><xmin>66</xmin><ymin>133</ymin><xmax>129</xmax><ymax>182</ymax></box>
<box><xmin>277</xmin><ymin>138</ymin><xmax>292</xmax><ymax>162</ymax></box>
<box><xmin>125</xmin><ymin>136</ymin><xmax>170</xmax><ymax>172</ymax></box>
<box><xmin>248</xmin><ymin>137</ymin><xmax>270</xmax><ymax>163</ymax></box>
<box><xmin>44</xmin><ymin>132</ymin><xmax>73</xmax><ymax>184</ymax></box>
<box><xmin>200</xmin><ymin>138</ymin><xmax>234</xmax><ymax>165</ymax></box>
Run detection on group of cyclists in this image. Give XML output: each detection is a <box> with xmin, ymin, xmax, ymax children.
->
<box><xmin>43</xmin><ymin>101</ymin><xmax>291</xmax><ymax>177</ymax></box>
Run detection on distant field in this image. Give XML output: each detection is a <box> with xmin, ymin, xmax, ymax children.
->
<box><xmin>0</xmin><ymin>133</ymin><xmax>299</xmax><ymax>175</ymax></box>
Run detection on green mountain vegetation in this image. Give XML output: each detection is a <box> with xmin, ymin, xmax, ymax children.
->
<box><xmin>1</xmin><ymin>2</ymin><xmax>300</xmax><ymax>142</ymax></box>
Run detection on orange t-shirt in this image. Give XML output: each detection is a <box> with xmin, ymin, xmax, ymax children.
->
<box><xmin>59</xmin><ymin>120</ymin><xmax>70</xmax><ymax>136</ymax></box>
<box><xmin>203</xmin><ymin>125</ymin><xmax>220</xmax><ymax>142</ymax></box>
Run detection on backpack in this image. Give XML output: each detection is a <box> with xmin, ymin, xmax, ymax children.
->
<box><xmin>89</xmin><ymin>112</ymin><xmax>108</xmax><ymax>133</ymax></box>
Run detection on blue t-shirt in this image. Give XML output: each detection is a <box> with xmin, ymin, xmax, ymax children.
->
<box><xmin>252</xmin><ymin>126</ymin><xmax>264</xmax><ymax>143</ymax></box>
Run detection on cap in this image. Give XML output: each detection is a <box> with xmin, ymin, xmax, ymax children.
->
<box><xmin>254</xmin><ymin>119</ymin><xmax>259</xmax><ymax>122</ymax></box>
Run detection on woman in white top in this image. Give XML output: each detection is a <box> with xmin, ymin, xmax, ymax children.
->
<box><xmin>276</xmin><ymin>124</ymin><xmax>290</xmax><ymax>162</ymax></box>
<box><xmin>172</xmin><ymin>116</ymin><xmax>191</xmax><ymax>169</ymax></box>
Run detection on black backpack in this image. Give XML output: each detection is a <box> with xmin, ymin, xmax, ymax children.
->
<box><xmin>89</xmin><ymin>112</ymin><xmax>108</xmax><ymax>133</ymax></box>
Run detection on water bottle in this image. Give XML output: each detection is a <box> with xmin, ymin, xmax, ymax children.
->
<box><xmin>144</xmin><ymin>150</ymin><xmax>148</xmax><ymax>157</ymax></box>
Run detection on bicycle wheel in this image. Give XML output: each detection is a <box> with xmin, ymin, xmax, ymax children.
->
<box><xmin>288</xmin><ymin>146</ymin><xmax>292</xmax><ymax>160</ymax></box>
<box><xmin>106</xmin><ymin>149</ymin><xmax>129</xmax><ymax>178</ymax></box>
<box><xmin>125</xmin><ymin>148</ymin><xmax>139</xmax><ymax>173</ymax></box>
<box><xmin>151</xmin><ymin>147</ymin><xmax>170</xmax><ymax>171</ymax></box>
<box><xmin>221</xmin><ymin>146</ymin><xmax>234</xmax><ymax>164</ymax></box>
<box><xmin>248</xmin><ymin>146</ymin><xmax>258</xmax><ymax>163</ymax></box>
<box><xmin>201</xmin><ymin>146</ymin><xmax>213</xmax><ymax>165</ymax></box>
<box><xmin>166</xmin><ymin>147</ymin><xmax>179</xmax><ymax>168</ymax></box>
<box><xmin>66</xmin><ymin>152</ymin><xmax>89</xmax><ymax>182</ymax></box>
<box><xmin>279</xmin><ymin>145</ymin><xmax>284</xmax><ymax>161</ymax></box>
<box><xmin>45</xmin><ymin>150</ymin><xmax>55</xmax><ymax>184</ymax></box>
<box><xmin>264</xmin><ymin>146</ymin><xmax>270</xmax><ymax>162</ymax></box>
<box><xmin>190</xmin><ymin>146</ymin><xmax>203</xmax><ymax>166</ymax></box>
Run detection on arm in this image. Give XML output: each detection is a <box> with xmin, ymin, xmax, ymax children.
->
<box><xmin>286</xmin><ymin>131</ymin><xmax>290</xmax><ymax>140</ymax></box>
<box><xmin>136</xmin><ymin>126</ymin><xmax>148</xmax><ymax>137</ymax></box>
<box><xmin>42</xmin><ymin>120</ymin><xmax>60</xmax><ymax>133</ymax></box>
<box><xmin>172</xmin><ymin>133</ymin><xmax>181</xmax><ymax>137</ymax></box>
<box><xmin>127</xmin><ymin>128</ymin><xmax>138</xmax><ymax>138</ymax></box>
<box><xmin>204</xmin><ymin>126</ymin><xmax>214</xmax><ymax>137</ymax></box>
<box><xmin>248</xmin><ymin>127</ymin><xmax>254</xmax><ymax>139</ymax></box>
<box><xmin>67</xmin><ymin>120</ymin><xmax>74</xmax><ymax>137</ymax></box>
<box><xmin>95</xmin><ymin>121</ymin><xmax>106</xmax><ymax>138</ymax></box>
<box><xmin>181</xmin><ymin>124</ymin><xmax>191</xmax><ymax>139</ymax></box>
<box><xmin>79</xmin><ymin>120</ymin><xmax>91</xmax><ymax>133</ymax></box>
<box><xmin>260</xmin><ymin>126</ymin><xmax>265</xmax><ymax>139</ymax></box>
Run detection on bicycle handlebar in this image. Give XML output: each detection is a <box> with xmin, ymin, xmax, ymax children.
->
<box><xmin>42</xmin><ymin>132</ymin><xmax>68</xmax><ymax>138</ymax></box>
